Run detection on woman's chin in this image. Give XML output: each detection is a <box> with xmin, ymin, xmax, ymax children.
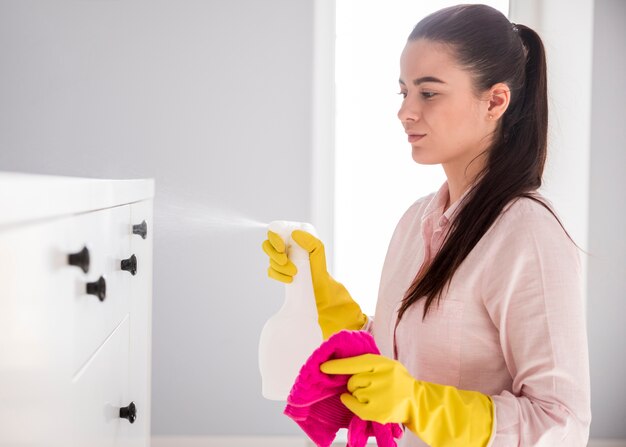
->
<box><xmin>411</xmin><ymin>148</ymin><xmax>440</xmax><ymax>165</ymax></box>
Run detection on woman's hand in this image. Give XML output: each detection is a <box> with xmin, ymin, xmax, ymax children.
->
<box><xmin>261</xmin><ymin>229</ymin><xmax>367</xmax><ymax>339</ymax></box>
<box><xmin>321</xmin><ymin>353</ymin><xmax>494</xmax><ymax>447</ymax></box>
<box><xmin>262</xmin><ymin>230</ymin><xmax>298</xmax><ymax>283</ymax></box>
<box><xmin>321</xmin><ymin>354</ymin><xmax>418</xmax><ymax>425</ymax></box>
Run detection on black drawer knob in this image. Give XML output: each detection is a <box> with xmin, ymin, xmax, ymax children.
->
<box><xmin>86</xmin><ymin>276</ymin><xmax>106</xmax><ymax>301</ymax></box>
<box><xmin>132</xmin><ymin>220</ymin><xmax>148</xmax><ymax>239</ymax></box>
<box><xmin>68</xmin><ymin>246</ymin><xmax>90</xmax><ymax>273</ymax></box>
<box><xmin>121</xmin><ymin>254</ymin><xmax>137</xmax><ymax>275</ymax></box>
<box><xmin>119</xmin><ymin>401</ymin><xmax>137</xmax><ymax>423</ymax></box>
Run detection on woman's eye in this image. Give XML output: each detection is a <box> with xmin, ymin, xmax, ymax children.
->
<box><xmin>397</xmin><ymin>91</ymin><xmax>437</xmax><ymax>100</ymax></box>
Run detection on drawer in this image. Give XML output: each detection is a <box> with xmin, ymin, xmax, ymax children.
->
<box><xmin>0</xmin><ymin>217</ymin><xmax>75</xmax><ymax>446</ymax></box>
<box><xmin>72</xmin><ymin>315</ymin><xmax>133</xmax><ymax>447</ymax></box>
<box><xmin>69</xmin><ymin>205</ymin><xmax>132</xmax><ymax>373</ymax></box>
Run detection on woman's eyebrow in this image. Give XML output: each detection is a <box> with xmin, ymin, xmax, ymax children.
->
<box><xmin>399</xmin><ymin>76</ymin><xmax>447</xmax><ymax>85</ymax></box>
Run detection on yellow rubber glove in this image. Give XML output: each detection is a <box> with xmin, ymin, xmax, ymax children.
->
<box><xmin>262</xmin><ymin>230</ymin><xmax>298</xmax><ymax>283</ymax></box>
<box><xmin>321</xmin><ymin>354</ymin><xmax>494</xmax><ymax>447</ymax></box>
<box><xmin>261</xmin><ymin>230</ymin><xmax>367</xmax><ymax>339</ymax></box>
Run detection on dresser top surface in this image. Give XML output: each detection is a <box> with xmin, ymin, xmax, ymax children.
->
<box><xmin>0</xmin><ymin>171</ymin><xmax>155</xmax><ymax>226</ymax></box>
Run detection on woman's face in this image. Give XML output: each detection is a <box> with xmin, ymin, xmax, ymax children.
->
<box><xmin>398</xmin><ymin>39</ymin><xmax>495</xmax><ymax>168</ymax></box>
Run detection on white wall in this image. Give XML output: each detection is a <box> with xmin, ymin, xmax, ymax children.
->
<box><xmin>0</xmin><ymin>0</ymin><xmax>314</xmax><ymax>436</ymax></box>
<box><xmin>587</xmin><ymin>0</ymin><xmax>626</xmax><ymax>439</ymax></box>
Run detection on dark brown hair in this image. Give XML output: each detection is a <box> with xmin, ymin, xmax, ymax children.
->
<box><xmin>398</xmin><ymin>4</ymin><xmax>570</xmax><ymax>321</ymax></box>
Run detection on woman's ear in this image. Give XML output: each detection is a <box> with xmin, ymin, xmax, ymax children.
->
<box><xmin>485</xmin><ymin>83</ymin><xmax>510</xmax><ymax>121</ymax></box>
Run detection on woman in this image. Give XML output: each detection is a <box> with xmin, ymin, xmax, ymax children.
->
<box><xmin>262</xmin><ymin>4</ymin><xmax>591</xmax><ymax>446</ymax></box>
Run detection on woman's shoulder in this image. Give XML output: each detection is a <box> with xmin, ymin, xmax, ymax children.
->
<box><xmin>500</xmin><ymin>192</ymin><xmax>559</xmax><ymax>224</ymax></box>
<box><xmin>488</xmin><ymin>192</ymin><xmax>573</xmax><ymax>246</ymax></box>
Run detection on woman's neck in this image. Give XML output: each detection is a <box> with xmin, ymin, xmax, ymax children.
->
<box><xmin>445</xmin><ymin>177</ymin><xmax>468</xmax><ymax>209</ymax></box>
<box><xmin>442</xmin><ymin>156</ymin><xmax>486</xmax><ymax>208</ymax></box>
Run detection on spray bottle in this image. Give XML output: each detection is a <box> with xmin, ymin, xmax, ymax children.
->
<box><xmin>258</xmin><ymin>220</ymin><xmax>323</xmax><ymax>400</ymax></box>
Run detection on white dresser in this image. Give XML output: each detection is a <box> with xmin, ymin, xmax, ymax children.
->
<box><xmin>0</xmin><ymin>172</ymin><xmax>154</xmax><ymax>447</ymax></box>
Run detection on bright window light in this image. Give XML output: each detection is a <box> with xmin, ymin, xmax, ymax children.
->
<box><xmin>334</xmin><ymin>0</ymin><xmax>510</xmax><ymax>316</ymax></box>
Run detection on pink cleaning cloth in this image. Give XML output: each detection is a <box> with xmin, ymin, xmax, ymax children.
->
<box><xmin>284</xmin><ymin>330</ymin><xmax>404</xmax><ymax>447</ymax></box>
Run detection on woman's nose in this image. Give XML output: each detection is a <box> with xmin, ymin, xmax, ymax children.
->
<box><xmin>397</xmin><ymin>98</ymin><xmax>419</xmax><ymax>123</ymax></box>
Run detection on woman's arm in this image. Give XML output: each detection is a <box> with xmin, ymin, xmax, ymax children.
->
<box><xmin>481</xmin><ymin>200</ymin><xmax>591</xmax><ymax>446</ymax></box>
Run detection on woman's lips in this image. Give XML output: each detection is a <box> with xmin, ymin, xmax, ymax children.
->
<box><xmin>408</xmin><ymin>134</ymin><xmax>426</xmax><ymax>143</ymax></box>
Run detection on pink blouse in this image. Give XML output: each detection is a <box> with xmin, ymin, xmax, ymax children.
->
<box><xmin>369</xmin><ymin>182</ymin><xmax>591</xmax><ymax>446</ymax></box>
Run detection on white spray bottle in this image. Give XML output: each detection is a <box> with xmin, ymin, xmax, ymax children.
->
<box><xmin>258</xmin><ymin>220</ymin><xmax>323</xmax><ymax>401</ymax></box>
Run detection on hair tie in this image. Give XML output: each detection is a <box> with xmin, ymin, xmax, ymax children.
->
<box><xmin>511</xmin><ymin>22</ymin><xmax>519</xmax><ymax>33</ymax></box>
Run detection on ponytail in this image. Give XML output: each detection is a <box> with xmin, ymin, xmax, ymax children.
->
<box><xmin>500</xmin><ymin>24</ymin><xmax>548</xmax><ymax>183</ymax></box>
